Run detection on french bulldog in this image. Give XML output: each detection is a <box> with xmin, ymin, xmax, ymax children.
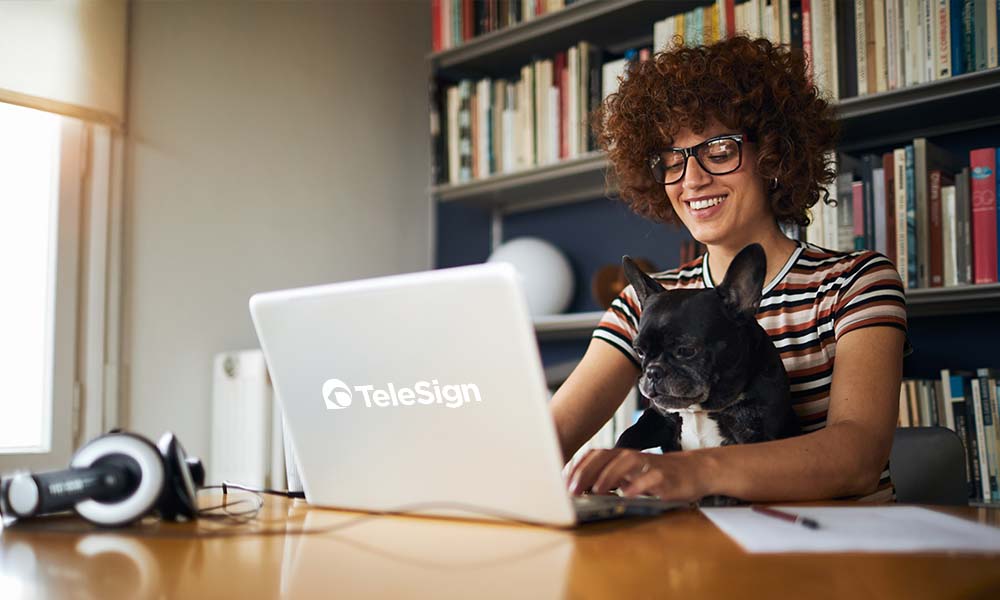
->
<box><xmin>614</xmin><ymin>243</ymin><xmax>800</xmax><ymax>454</ymax></box>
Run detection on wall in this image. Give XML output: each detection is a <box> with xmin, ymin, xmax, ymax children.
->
<box><xmin>124</xmin><ymin>1</ymin><xmax>431</xmax><ymax>459</ymax></box>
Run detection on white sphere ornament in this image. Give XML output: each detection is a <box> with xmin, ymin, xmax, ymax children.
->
<box><xmin>487</xmin><ymin>237</ymin><xmax>575</xmax><ymax>316</ymax></box>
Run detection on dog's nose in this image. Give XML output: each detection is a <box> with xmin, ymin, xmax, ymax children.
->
<box><xmin>645</xmin><ymin>365</ymin><xmax>664</xmax><ymax>383</ymax></box>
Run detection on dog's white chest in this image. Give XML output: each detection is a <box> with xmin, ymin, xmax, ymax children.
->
<box><xmin>671</xmin><ymin>406</ymin><xmax>725</xmax><ymax>450</ymax></box>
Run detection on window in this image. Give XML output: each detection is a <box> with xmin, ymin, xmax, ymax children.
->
<box><xmin>0</xmin><ymin>103</ymin><xmax>87</xmax><ymax>470</ymax></box>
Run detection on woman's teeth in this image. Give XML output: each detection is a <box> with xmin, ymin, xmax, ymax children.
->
<box><xmin>688</xmin><ymin>195</ymin><xmax>726</xmax><ymax>210</ymax></box>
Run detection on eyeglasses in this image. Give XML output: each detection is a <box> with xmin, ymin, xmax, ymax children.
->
<box><xmin>647</xmin><ymin>134</ymin><xmax>745</xmax><ymax>184</ymax></box>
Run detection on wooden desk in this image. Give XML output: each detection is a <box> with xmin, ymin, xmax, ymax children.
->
<box><xmin>1</xmin><ymin>495</ymin><xmax>999</xmax><ymax>599</ymax></box>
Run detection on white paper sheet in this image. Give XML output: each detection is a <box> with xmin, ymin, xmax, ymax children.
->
<box><xmin>700</xmin><ymin>506</ymin><xmax>1000</xmax><ymax>554</ymax></box>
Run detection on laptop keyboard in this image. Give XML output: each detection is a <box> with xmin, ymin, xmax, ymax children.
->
<box><xmin>572</xmin><ymin>492</ymin><xmax>683</xmax><ymax>522</ymax></box>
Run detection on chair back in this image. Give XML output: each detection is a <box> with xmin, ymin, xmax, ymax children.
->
<box><xmin>889</xmin><ymin>426</ymin><xmax>968</xmax><ymax>506</ymax></box>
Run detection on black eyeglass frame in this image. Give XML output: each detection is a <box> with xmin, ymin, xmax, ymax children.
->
<box><xmin>648</xmin><ymin>134</ymin><xmax>746</xmax><ymax>185</ymax></box>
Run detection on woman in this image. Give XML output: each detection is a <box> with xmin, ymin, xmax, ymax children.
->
<box><xmin>552</xmin><ymin>36</ymin><xmax>908</xmax><ymax>503</ymax></box>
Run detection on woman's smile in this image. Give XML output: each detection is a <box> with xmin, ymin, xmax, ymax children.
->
<box><xmin>683</xmin><ymin>193</ymin><xmax>729</xmax><ymax>219</ymax></box>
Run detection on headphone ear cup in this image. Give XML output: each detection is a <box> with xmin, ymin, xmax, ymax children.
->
<box><xmin>71</xmin><ymin>433</ymin><xmax>166</xmax><ymax>527</ymax></box>
<box><xmin>156</xmin><ymin>432</ymin><xmax>199</xmax><ymax>521</ymax></box>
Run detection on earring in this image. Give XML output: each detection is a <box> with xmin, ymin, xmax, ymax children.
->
<box><xmin>770</xmin><ymin>177</ymin><xmax>779</xmax><ymax>190</ymax></box>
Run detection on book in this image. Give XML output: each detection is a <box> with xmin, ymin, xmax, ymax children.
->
<box><xmin>873</xmin><ymin>167</ymin><xmax>887</xmax><ymax>255</ymax></box>
<box><xmin>883</xmin><ymin>152</ymin><xmax>897</xmax><ymax>265</ymax></box>
<box><xmin>942</xmin><ymin>184</ymin><xmax>959</xmax><ymax>286</ymax></box>
<box><xmin>928</xmin><ymin>170</ymin><xmax>955</xmax><ymax>287</ymax></box>
<box><xmin>905</xmin><ymin>145</ymin><xmax>917</xmax><ymax>288</ymax></box>
<box><xmin>971</xmin><ymin>376</ymin><xmax>992</xmax><ymax>501</ymax></box>
<box><xmin>955</xmin><ymin>167</ymin><xmax>973</xmax><ymax>284</ymax></box>
<box><xmin>937</xmin><ymin>0</ymin><xmax>953</xmax><ymax>78</ymax></box>
<box><xmin>977</xmin><ymin>368</ymin><xmax>1000</xmax><ymax>501</ymax></box>
<box><xmin>943</xmin><ymin>369</ymin><xmax>974</xmax><ymax>498</ymax></box>
<box><xmin>913</xmin><ymin>138</ymin><xmax>962</xmax><ymax>288</ymax></box>
<box><xmin>852</xmin><ymin>181</ymin><xmax>865</xmax><ymax>249</ymax></box>
<box><xmin>970</xmin><ymin>147</ymin><xmax>998</xmax><ymax>283</ymax></box>
<box><xmin>898</xmin><ymin>382</ymin><xmax>911</xmax><ymax>426</ymax></box>
<box><xmin>894</xmin><ymin>147</ymin><xmax>909</xmax><ymax>285</ymax></box>
<box><xmin>964</xmin><ymin>374</ymin><xmax>984</xmax><ymax>500</ymax></box>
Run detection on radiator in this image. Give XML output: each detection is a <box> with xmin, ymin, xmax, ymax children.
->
<box><xmin>209</xmin><ymin>349</ymin><xmax>288</xmax><ymax>489</ymax></box>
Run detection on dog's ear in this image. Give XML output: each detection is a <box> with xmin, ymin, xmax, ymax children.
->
<box><xmin>716</xmin><ymin>243</ymin><xmax>766</xmax><ymax>320</ymax></box>
<box><xmin>622</xmin><ymin>255</ymin><xmax>663</xmax><ymax>306</ymax></box>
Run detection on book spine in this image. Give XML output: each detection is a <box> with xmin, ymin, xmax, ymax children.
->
<box><xmin>883</xmin><ymin>152</ymin><xmax>897</xmax><ymax>265</ymax></box>
<box><xmin>856</xmin><ymin>0</ymin><xmax>868</xmax><ymax>95</ymax></box>
<box><xmin>840</xmin><ymin>0</ymin><xmax>859</xmax><ymax>98</ymax></box>
<box><xmin>727</xmin><ymin>0</ymin><xmax>737</xmax><ymax>37</ymax></box>
<box><xmin>963</xmin><ymin>0</ymin><xmax>975</xmax><ymax>71</ymax></box>
<box><xmin>951</xmin><ymin>0</ymin><xmax>965</xmax><ymax>74</ymax></box>
<box><xmin>993</xmin><ymin>0</ymin><xmax>1000</xmax><ymax>67</ymax></box>
<box><xmin>827</xmin><ymin>0</ymin><xmax>839</xmax><ymax>98</ymax></box>
<box><xmin>965</xmin><ymin>377</ymin><xmax>983</xmax><ymax>500</ymax></box>
<box><xmin>938</xmin><ymin>0</ymin><xmax>953</xmax><ymax>78</ymax></box>
<box><xmin>955</xmin><ymin>167</ymin><xmax>972</xmax><ymax>283</ymax></box>
<box><xmin>874</xmin><ymin>167</ymin><xmax>887</xmax><ymax>255</ymax></box>
<box><xmin>923</xmin><ymin>0</ymin><xmax>936</xmax><ymax>81</ymax></box>
<box><xmin>977</xmin><ymin>370</ymin><xmax>999</xmax><ymax>501</ymax></box>
<box><xmin>970</xmin><ymin>148</ymin><xmax>999</xmax><ymax>283</ymax></box>
<box><xmin>904</xmin><ymin>0</ymin><xmax>918</xmax><ymax>85</ymax></box>
<box><xmin>874</xmin><ymin>0</ymin><xmax>887</xmax><ymax>91</ymax></box>
<box><xmin>905</xmin><ymin>145</ymin><xmax>918</xmax><ymax>288</ymax></box>
<box><xmin>804</xmin><ymin>0</ymin><xmax>815</xmax><ymax>83</ymax></box>
<box><xmin>863</xmin><ymin>154</ymin><xmax>877</xmax><ymax>248</ymax></box>
<box><xmin>929</xmin><ymin>169</ymin><xmax>944</xmax><ymax>286</ymax></box>
<box><xmin>972</xmin><ymin>378</ymin><xmax>991</xmax><ymax>501</ymax></box>
<box><xmin>975</xmin><ymin>0</ymin><xmax>989</xmax><ymax>70</ymax></box>
<box><xmin>432</xmin><ymin>0</ymin><xmax>442</xmax><ymax>52</ymax></box>
<box><xmin>886</xmin><ymin>0</ymin><xmax>898</xmax><ymax>88</ymax></box>
<box><xmin>865</xmin><ymin>0</ymin><xmax>878</xmax><ymax>92</ymax></box>
<box><xmin>894</xmin><ymin>148</ymin><xmax>908</xmax><ymax>285</ymax></box>
<box><xmin>853</xmin><ymin>181</ymin><xmax>865</xmax><ymax>249</ymax></box>
<box><xmin>942</xmin><ymin>184</ymin><xmax>958</xmax><ymax>286</ymax></box>
<box><xmin>939</xmin><ymin>369</ymin><xmax>957</xmax><ymax>431</ymax></box>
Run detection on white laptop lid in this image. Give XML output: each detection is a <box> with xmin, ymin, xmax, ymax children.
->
<box><xmin>249</xmin><ymin>263</ymin><xmax>577</xmax><ymax>527</ymax></box>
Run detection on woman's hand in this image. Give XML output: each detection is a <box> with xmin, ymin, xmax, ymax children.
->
<box><xmin>566</xmin><ymin>448</ymin><xmax>713</xmax><ymax>502</ymax></box>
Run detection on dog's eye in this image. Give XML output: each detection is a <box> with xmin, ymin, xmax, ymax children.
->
<box><xmin>674</xmin><ymin>346</ymin><xmax>698</xmax><ymax>359</ymax></box>
<box><xmin>634</xmin><ymin>347</ymin><xmax>646</xmax><ymax>359</ymax></box>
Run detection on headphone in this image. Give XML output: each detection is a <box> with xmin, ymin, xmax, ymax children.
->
<box><xmin>0</xmin><ymin>431</ymin><xmax>204</xmax><ymax>527</ymax></box>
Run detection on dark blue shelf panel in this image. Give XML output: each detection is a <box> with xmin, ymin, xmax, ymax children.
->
<box><xmin>501</xmin><ymin>197</ymin><xmax>690</xmax><ymax>314</ymax></box>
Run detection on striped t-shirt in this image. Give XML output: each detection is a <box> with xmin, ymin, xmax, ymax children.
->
<box><xmin>592</xmin><ymin>240</ymin><xmax>908</xmax><ymax>502</ymax></box>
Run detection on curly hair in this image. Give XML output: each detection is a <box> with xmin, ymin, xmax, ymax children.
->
<box><xmin>594</xmin><ymin>36</ymin><xmax>839</xmax><ymax>227</ymax></box>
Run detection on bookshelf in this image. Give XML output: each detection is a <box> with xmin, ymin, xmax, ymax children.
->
<box><xmin>429</xmin><ymin>0</ymin><xmax>1000</xmax><ymax>504</ymax></box>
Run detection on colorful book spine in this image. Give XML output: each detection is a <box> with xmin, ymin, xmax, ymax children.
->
<box><xmin>970</xmin><ymin>148</ymin><xmax>998</xmax><ymax>283</ymax></box>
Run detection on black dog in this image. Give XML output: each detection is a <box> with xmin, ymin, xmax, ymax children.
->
<box><xmin>615</xmin><ymin>243</ymin><xmax>800</xmax><ymax>453</ymax></box>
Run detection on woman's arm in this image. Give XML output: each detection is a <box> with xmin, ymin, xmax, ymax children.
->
<box><xmin>568</xmin><ymin>325</ymin><xmax>905</xmax><ymax>501</ymax></box>
<box><xmin>550</xmin><ymin>339</ymin><xmax>640</xmax><ymax>464</ymax></box>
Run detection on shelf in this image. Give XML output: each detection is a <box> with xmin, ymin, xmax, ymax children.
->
<box><xmin>432</xmin><ymin>151</ymin><xmax>611</xmax><ymax>213</ymax></box>
<box><xmin>906</xmin><ymin>283</ymin><xmax>1000</xmax><ymax>317</ymax></box>
<box><xmin>836</xmin><ymin>68</ymin><xmax>1000</xmax><ymax>151</ymax></box>
<box><xmin>429</xmin><ymin>0</ymin><xmax>705</xmax><ymax>80</ymax></box>
<box><xmin>532</xmin><ymin>284</ymin><xmax>1000</xmax><ymax>340</ymax></box>
<box><xmin>533</xmin><ymin>310</ymin><xmax>605</xmax><ymax>341</ymax></box>
<box><xmin>433</xmin><ymin>69</ymin><xmax>1000</xmax><ymax>213</ymax></box>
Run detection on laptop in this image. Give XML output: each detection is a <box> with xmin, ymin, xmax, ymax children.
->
<box><xmin>248</xmin><ymin>262</ymin><xmax>685</xmax><ymax>527</ymax></box>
